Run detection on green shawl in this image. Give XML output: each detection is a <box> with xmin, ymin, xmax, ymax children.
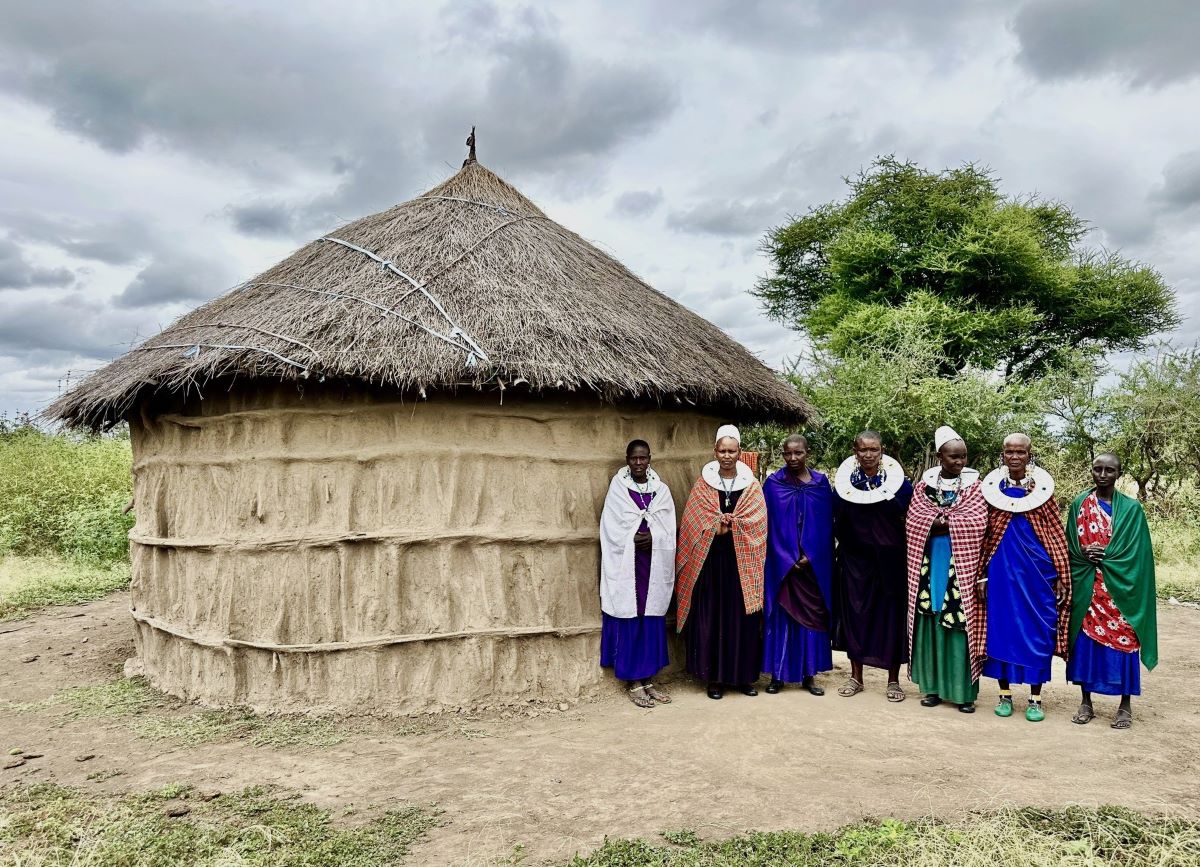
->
<box><xmin>1067</xmin><ymin>489</ymin><xmax>1158</xmax><ymax>670</ymax></box>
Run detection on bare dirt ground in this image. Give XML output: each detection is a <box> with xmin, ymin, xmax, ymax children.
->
<box><xmin>3</xmin><ymin>594</ymin><xmax>1199</xmax><ymax>865</ymax></box>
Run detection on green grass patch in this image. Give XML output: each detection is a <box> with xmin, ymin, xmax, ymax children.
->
<box><xmin>16</xmin><ymin>678</ymin><xmax>355</xmax><ymax>749</ymax></box>
<box><xmin>0</xmin><ymin>782</ymin><xmax>439</xmax><ymax>866</ymax></box>
<box><xmin>0</xmin><ymin>554</ymin><xmax>130</xmax><ymax>620</ymax></box>
<box><xmin>0</xmin><ymin>425</ymin><xmax>133</xmax><ymax>561</ymax></box>
<box><xmin>570</xmin><ymin>808</ymin><xmax>1200</xmax><ymax>866</ymax></box>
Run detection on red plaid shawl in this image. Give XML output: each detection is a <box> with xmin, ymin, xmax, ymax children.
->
<box><xmin>675</xmin><ymin>476</ymin><xmax>768</xmax><ymax>631</ymax></box>
<box><xmin>981</xmin><ymin>495</ymin><xmax>1073</xmax><ymax>658</ymax></box>
<box><xmin>905</xmin><ymin>481</ymin><xmax>989</xmax><ymax>680</ymax></box>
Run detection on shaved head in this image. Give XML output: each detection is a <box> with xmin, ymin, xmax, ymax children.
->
<box><xmin>783</xmin><ymin>433</ymin><xmax>809</xmax><ymax>449</ymax></box>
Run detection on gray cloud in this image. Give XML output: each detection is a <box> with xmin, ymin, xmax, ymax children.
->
<box><xmin>227</xmin><ymin>201</ymin><xmax>299</xmax><ymax>238</ymax></box>
<box><xmin>4</xmin><ymin>212</ymin><xmax>153</xmax><ymax>265</ymax></box>
<box><xmin>660</xmin><ymin>0</ymin><xmax>996</xmax><ymax>57</ymax></box>
<box><xmin>420</xmin><ymin>7</ymin><xmax>677</xmax><ymax>192</ymax></box>
<box><xmin>1013</xmin><ymin>0</ymin><xmax>1200</xmax><ymax>87</ymax></box>
<box><xmin>0</xmin><ymin>237</ymin><xmax>74</xmax><ymax>289</ymax></box>
<box><xmin>667</xmin><ymin>195</ymin><xmax>789</xmax><ymax>238</ymax></box>
<box><xmin>0</xmin><ymin>293</ymin><xmax>145</xmax><ymax>357</ymax></box>
<box><xmin>114</xmin><ymin>256</ymin><xmax>232</xmax><ymax>309</ymax></box>
<box><xmin>1152</xmin><ymin>151</ymin><xmax>1200</xmax><ymax>213</ymax></box>
<box><xmin>612</xmin><ymin>189</ymin><xmax>663</xmax><ymax>219</ymax></box>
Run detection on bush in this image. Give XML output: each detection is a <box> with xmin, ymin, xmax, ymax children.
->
<box><xmin>0</xmin><ymin>422</ymin><xmax>133</xmax><ymax>563</ymax></box>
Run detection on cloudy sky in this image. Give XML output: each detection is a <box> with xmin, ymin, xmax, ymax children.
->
<box><xmin>2</xmin><ymin>0</ymin><xmax>1199</xmax><ymax>418</ymax></box>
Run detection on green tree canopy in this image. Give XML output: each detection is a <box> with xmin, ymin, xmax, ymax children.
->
<box><xmin>756</xmin><ymin>157</ymin><xmax>1179</xmax><ymax>379</ymax></box>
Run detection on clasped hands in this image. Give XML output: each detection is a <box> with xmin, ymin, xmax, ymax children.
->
<box><xmin>1083</xmin><ymin>542</ymin><xmax>1106</xmax><ymax>565</ymax></box>
<box><xmin>633</xmin><ymin>531</ymin><xmax>652</xmax><ymax>552</ymax></box>
<box><xmin>714</xmin><ymin>513</ymin><xmax>736</xmax><ymax>535</ymax></box>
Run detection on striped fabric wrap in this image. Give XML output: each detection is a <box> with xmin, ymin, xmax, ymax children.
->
<box><xmin>674</xmin><ymin>476</ymin><xmax>768</xmax><ymax>631</ymax></box>
<box><xmin>981</xmin><ymin>496</ymin><xmax>1073</xmax><ymax>658</ymax></box>
<box><xmin>905</xmin><ymin>481</ymin><xmax>989</xmax><ymax>680</ymax></box>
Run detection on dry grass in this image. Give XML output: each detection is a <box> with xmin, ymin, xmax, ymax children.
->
<box><xmin>571</xmin><ymin>808</ymin><xmax>1200</xmax><ymax>866</ymax></box>
<box><xmin>47</xmin><ymin>160</ymin><xmax>808</xmax><ymax>432</ymax></box>
<box><xmin>0</xmin><ymin>782</ymin><xmax>439</xmax><ymax>866</ymax></box>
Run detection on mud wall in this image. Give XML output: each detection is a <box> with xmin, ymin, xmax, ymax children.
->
<box><xmin>127</xmin><ymin>385</ymin><xmax>718</xmax><ymax>713</ymax></box>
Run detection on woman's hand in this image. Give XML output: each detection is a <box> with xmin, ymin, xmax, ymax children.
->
<box><xmin>1083</xmin><ymin>542</ymin><xmax>1106</xmax><ymax>565</ymax></box>
<box><xmin>633</xmin><ymin>531</ymin><xmax>652</xmax><ymax>552</ymax></box>
<box><xmin>976</xmin><ymin>579</ymin><xmax>987</xmax><ymax>603</ymax></box>
<box><xmin>929</xmin><ymin>514</ymin><xmax>950</xmax><ymax>536</ymax></box>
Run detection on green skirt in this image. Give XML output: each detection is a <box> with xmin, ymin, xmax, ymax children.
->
<box><xmin>912</xmin><ymin>613</ymin><xmax>978</xmax><ymax>705</ymax></box>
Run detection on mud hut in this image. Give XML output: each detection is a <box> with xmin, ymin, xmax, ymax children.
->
<box><xmin>49</xmin><ymin>151</ymin><xmax>809</xmax><ymax>714</ymax></box>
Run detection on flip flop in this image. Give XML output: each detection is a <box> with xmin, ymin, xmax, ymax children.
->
<box><xmin>627</xmin><ymin>684</ymin><xmax>655</xmax><ymax>708</ymax></box>
<box><xmin>644</xmin><ymin>683</ymin><xmax>672</xmax><ymax>704</ymax></box>
<box><xmin>1071</xmin><ymin>704</ymin><xmax>1095</xmax><ymax>725</ymax></box>
<box><xmin>838</xmin><ymin>677</ymin><xmax>864</xmax><ymax>697</ymax></box>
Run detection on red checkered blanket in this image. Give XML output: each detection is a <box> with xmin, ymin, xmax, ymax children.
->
<box><xmin>906</xmin><ymin>481</ymin><xmax>989</xmax><ymax>680</ymax></box>
<box><xmin>674</xmin><ymin>476</ymin><xmax>767</xmax><ymax>630</ymax></box>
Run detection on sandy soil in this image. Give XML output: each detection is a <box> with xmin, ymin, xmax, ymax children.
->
<box><xmin>2</xmin><ymin>594</ymin><xmax>1198</xmax><ymax>865</ymax></box>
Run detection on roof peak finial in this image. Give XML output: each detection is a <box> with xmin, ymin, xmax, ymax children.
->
<box><xmin>463</xmin><ymin>126</ymin><xmax>477</xmax><ymax>166</ymax></box>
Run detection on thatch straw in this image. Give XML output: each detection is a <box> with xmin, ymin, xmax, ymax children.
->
<box><xmin>47</xmin><ymin>161</ymin><xmax>810</xmax><ymax>430</ymax></box>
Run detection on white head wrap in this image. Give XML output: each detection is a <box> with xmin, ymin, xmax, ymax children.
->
<box><xmin>715</xmin><ymin>424</ymin><xmax>741</xmax><ymax>445</ymax></box>
<box><xmin>935</xmin><ymin>425</ymin><xmax>963</xmax><ymax>453</ymax></box>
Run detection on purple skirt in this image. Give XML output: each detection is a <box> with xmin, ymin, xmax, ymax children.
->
<box><xmin>600</xmin><ymin>613</ymin><xmax>669</xmax><ymax>681</ymax></box>
<box><xmin>762</xmin><ymin>606</ymin><xmax>831</xmax><ymax>682</ymax></box>
<box><xmin>1067</xmin><ymin>631</ymin><xmax>1142</xmax><ymax>696</ymax></box>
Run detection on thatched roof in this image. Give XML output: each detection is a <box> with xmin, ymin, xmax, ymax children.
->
<box><xmin>48</xmin><ymin>160</ymin><xmax>810</xmax><ymax>430</ymax></box>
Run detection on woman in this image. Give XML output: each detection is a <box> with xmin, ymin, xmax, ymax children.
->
<box><xmin>1066</xmin><ymin>453</ymin><xmax>1157</xmax><ymax>729</ymax></box>
<box><xmin>762</xmin><ymin>434</ymin><xmax>834</xmax><ymax>695</ymax></box>
<box><xmin>675</xmin><ymin>425</ymin><xmax>768</xmax><ymax>700</ymax></box>
<box><xmin>599</xmin><ymin>439</ymin><xmax>677</xmax><ymax>707</ymax></box>
<box><xmin>904</xmin><ymin>426</ymin><xmax>988</xmax><ymax>713</ymax></box>
<box><xmin>832</xmin><ymin>431</ymin><xmax>913</xmax><ymax>702</ymax></box>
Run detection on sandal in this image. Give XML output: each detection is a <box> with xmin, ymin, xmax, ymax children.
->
<box><xmin>886</xmin><ymin>681</ymin><xmax>906</xmax><ymax>703</ymax></box>
<box><xmin>1111</xmin><ymin>708</ymin><xmax>1132</xmax><ymax>730</ymax></box>
<box><xmin>627</xmin><ymin>684</ymin><xmax>655</xmax><ymax>709</ymax></box>
<box><xmin>837</xmin><ymin>677</ymin><xmax>864</xmax><ymax>697</ymax></box>
<box><xmin>1071</xmin><ymin>703</ymin><xmax>1095</xmax><ymax>725</ymax></box>
<box><xmin>644</xmin><ymin>683</ymin><xmax>671</xmax><ymax>704</ymax></box>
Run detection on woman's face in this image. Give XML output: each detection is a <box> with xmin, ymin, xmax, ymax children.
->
<box><xmin>938</xmin><ymin>441</ymin><xmax>968</xmax><ymax>478</ymax></box>
<box><xmin>854</xmin><ymin>437</ymin><xmax>882</xmax><ymax>475</ymax></box>
<box><xmin>626</xmin><ymin>445</ymin><xmax>651</xmax><ymax>482</ymax></box>
<box><xmin>1002</xmin><ymin>439</ymin><xmax>1031</xmax><ymax>474</ymax></box>
<box><xmin>714</xmin><ymin>437</ymin><xmax>740</xmax><ymax>472</ymax></box>
<box><xmin>782</xmin><ymin>441</ymin><xmax>809</xmax><ymax>474</ymax></box>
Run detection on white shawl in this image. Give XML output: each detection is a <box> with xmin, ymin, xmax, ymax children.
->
<box><xmin>599</xmin><ymin>467</ymin><xmax>677</xmax><ymax>618</ymax></box>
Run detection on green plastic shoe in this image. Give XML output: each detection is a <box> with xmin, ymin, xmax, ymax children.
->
<box><xmin>994</xmin><ymin>697</ymin><xmax>1014</xmax><ymax>718</ymax></box>
<box><xmin>1025</xmin><ymin>701</ymin><xmax>1045</xmax><ymax>722</ymax></box>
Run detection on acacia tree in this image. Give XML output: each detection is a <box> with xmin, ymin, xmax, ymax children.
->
<box><xmin>756</xmin><ymin>157</ymin><xmax>1178</xmax><ymax>380</ymax></box>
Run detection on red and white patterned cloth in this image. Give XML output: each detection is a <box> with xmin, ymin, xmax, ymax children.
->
<box><xmin>1077</xmin><ymin>492</ymin><xmax>1139</xmax><ymax>652</ymax></box>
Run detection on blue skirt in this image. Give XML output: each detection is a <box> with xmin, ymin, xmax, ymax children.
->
<box><xmin>983</xmin><ymin>658</ymin><xmax>1052</xmax><ymax>685</ymax></box>
<box><xmin>600</xmin><ymin>613</ymin><xmax>669</xmax><ymax>681</ymax></box>
<box><xmin>762</xmin><ymin>606</ymin><xmax>832</xmax><ymax>682</ymax></box>
<box><xmin>1067</xmin><ymin>632</ymin><xmax>1142</xmax><ymax>696</ymax></box>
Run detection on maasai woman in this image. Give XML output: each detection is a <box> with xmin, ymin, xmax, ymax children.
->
<box><xmin>762</xmin><ymin>434</ymin><xmax>834</xmax><ymax>695</ymax></box>
<box><xmin>832</xmin><ymin>431</ymin><xmax>913</xmax><ymax>702</ymax></box>
<box><xmin>600</xmin><ymin>440</ymin><xmax>677</xmax><ymax>707</ymax></box>
<box><xmin>980</xmin><ymin>434</ymin><xmax>1071</xmax><ymax>722</ymax></box>
<box><xmin>905</xmin><ymin>426</ymin><xmax>988</xmax><ymax>713</ymax></box>
<box><xmin>676</xmin><ymin>425</ymin><xmax>768</xmax><ymax>700</ymax></box>
<box><xmin>1066</xmin><ymin>453</ymin><xmax>1157</xmax><ymax>730</ymax></box>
